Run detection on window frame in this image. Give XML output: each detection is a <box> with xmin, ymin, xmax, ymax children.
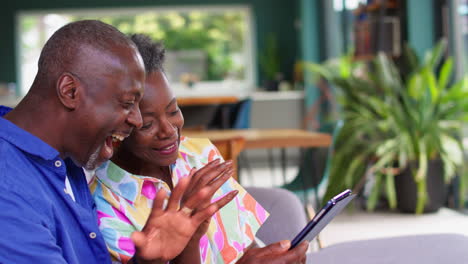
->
<box><xmin>16</xmin><ymin>4</ymin><xmax>257</xmax><ymax>96</ymax></box>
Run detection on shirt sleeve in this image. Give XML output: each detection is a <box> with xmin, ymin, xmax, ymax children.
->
<box><xmin>204</xmin><ymin>139</ymin><xmax>225</xmax><ymax>163</ymax></box>
<box><xmin>91</xmin><ymin>181</ymin><xmax>138</xmax><ymax>264</ymax></box>
<box><xmin>0</xmin><ymin>187</ymin><xmax>68</xmax><ymax>264</ymax></box>
<box><xmin>99</xmin><ymin>218</ymin><xmax>135</xmax><ymax>264</ymax></box>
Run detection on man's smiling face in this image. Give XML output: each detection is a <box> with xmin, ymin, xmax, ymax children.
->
<box><xmin>70</xmin><ymin>44</ymin><xmax>145</xmax><ymax>170</ymax></box>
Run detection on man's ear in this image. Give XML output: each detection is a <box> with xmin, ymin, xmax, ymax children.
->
<box><xmin>56</xmin><ymin>72</ymin><xmax>81</xmax><ymax>110</ymax></box>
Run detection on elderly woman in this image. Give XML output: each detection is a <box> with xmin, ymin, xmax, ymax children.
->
<box><xmin>89</xmin><ymin>34</ymin><xmax>308</xmax><ymax>264</ymax></box>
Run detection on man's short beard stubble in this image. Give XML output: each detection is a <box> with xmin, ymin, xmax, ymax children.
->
<box><xmin>84</xmin><ymin>145</ymin><xmax>102</xmax><ymax>171</ymax></box>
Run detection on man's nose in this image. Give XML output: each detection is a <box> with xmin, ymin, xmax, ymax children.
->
<box><xmin>127</xmin><ymin>106</ymin><xmax>143</xmax><ymax>129</ymax></box>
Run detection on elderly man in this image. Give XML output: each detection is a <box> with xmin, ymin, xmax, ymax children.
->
<box><xmin>0</xmin><ymin>20</ymin><xmax>235</xmax><ymax>264</ymax></box>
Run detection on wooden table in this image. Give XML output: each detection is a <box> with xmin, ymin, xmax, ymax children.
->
<box><xmin>177</xmin><ymin>96</ymin><xmax>239</xmax><ymax>106</ymax></box>
<box><xmin>183</xmin><ymin>129</ymin><xmax>331</xmax><ymax>149</ymax></box>
<box><xmin>184</xmin><ymin>129</ymin><xmax>332</xmax><ymax>185</ymax></box>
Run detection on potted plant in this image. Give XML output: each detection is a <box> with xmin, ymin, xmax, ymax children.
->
<box><xmin>259</xmin><ymin>34</ymin><xmax>282</xmax><ymax>91</ymax></box>
<box><xmin>307</xmin><ymin>39</ymin><xmax>468</xmax><ymax>214</ymax></box>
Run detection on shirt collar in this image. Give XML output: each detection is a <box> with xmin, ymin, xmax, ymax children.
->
<box><xmin>94</xmin><ymin>137</ymin><xmax>199</xmax><ymax>203</ymax></box>
<box><xmin>0</xmin><ymin>106</ymin><xmax>59</xmax><ymax>161</ymax></box>
<box><xmin>95</xmin><ymin>161</ymin><xmax>169</xmax><ymax>203</ymax></box>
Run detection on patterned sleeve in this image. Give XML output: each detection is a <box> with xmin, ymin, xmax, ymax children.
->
<box><xmin>197</xmin><ymin>139</ymin><xmax>270</xmax><ymax>261</ymax></box>
<box><xmin>89</xmin><ymin>177</ymin><xmax>139</xmax><ymax>264</ymax></box>
<box><xmin>202</xmin><ymin>140</ymin><xmax>225</xmax><ymax>163</ymax></box>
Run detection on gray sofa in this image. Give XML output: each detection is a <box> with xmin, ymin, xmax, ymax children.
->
<box><xmin>245</xmin><ymin>187</ymin><xmax>308</xmax><ymax>244</ymax></box>
<box><xmin>246</xmin><ymin>187</ymin><xmax>468</xmax><ymax>264</ymax></box>
<box><xmin>309</xmin><ymin>233</ymin><xmax>468</xmax><ymax>264</ymax></box>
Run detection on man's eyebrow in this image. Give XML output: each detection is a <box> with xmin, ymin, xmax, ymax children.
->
<box><xmin>121</xmin><ymin>91</ymin><xmax>140</xmax><ymax>99</ymax></box>
<box><xmin>166</xmin><ymin>98</ymin><xmax>177</xmax><ymax>110</ymax></box>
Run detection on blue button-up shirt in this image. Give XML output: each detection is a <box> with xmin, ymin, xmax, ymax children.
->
<box><xmin>0</xmin><ymin>106</ymin><xmax>111</xmax><ymax>263</ymax></box>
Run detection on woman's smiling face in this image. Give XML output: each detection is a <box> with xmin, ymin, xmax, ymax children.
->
<box><xmin>120</xmin><ymin>70</ymin><xmax>184</xmax><ymax>167</ymax></box>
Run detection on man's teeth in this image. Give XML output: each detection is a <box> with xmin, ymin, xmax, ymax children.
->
<box><xmin>111</xmin><ymin>134</ymin><xmax>125</xmax><ymax>142</ymax></box>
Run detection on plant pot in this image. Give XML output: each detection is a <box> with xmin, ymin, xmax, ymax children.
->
<box><xmin>263</xmin><ymin>80</ymin><xmax>279</xmax><ymax>91</ymax></box>
<box><xmin>394</xmin><ymin>159</ymin><xmax>447</xmax><ymax>213</ymax></box>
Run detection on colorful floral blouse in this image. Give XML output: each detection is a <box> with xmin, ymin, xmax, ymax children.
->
<box><xmin>89</xmin><ymin>137</ymin><xmax>269</xmax><ymax>264</ymax></box>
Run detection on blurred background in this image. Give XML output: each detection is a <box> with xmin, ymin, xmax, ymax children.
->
<box><xmin>2</xmin><ymin>0</ymin><xmax>468</xmax><ymax>251</ymax></box>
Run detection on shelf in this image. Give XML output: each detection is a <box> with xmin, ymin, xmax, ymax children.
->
<box><xmin>251</xmin><ymin>90</ymin><xmax>304</xmax><ymax>102</ymax></box>
<box><xmin>366</xmin><ymin>1</ymin><xmax>399</xmax><ymax>12</ymax></box>
<box><xmin>353</xmin><ymin>0</ymin><xmax>399</xmax><ymax>16</ymax></box>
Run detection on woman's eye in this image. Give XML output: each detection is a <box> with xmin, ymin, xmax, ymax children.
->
<box><xmin>122</xmin><ymin>101</ymin><xmax>135</xmax><ymax>110</ymax></box>
<box><xmin>169</xmin><ymin>109</ymin><xmax>180</xmax><ymax>116</ymax></box>
<box><xmin>140</xmin><ymin>122</ymin><xmax>152</xmax><ymax>130</ymax></box>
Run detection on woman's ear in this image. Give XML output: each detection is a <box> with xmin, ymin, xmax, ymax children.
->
<box><xmin>56</xmin><ymin>72</ymin><xmax>81</xmax><ymax>110</ymax></box>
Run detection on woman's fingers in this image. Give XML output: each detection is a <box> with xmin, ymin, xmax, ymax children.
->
<box><xmin>192</xmin><ymin>190</ymin><xmax>239</xmax><ymax>223</ymax></box>
<box><xmin>153</xmin><ymin>188</ymin><xmax>167</xmax><ymax>211</ymax></box>
<box><xmin>191</xmin><ymin>159</ymin><xmax>222</xmax><ymax>184</ymax></box>
<box><xmin>196</xmin><ymin>160</ymin><xmax>233</xmax><ymax>187</ymax></box>
<box><xmin>207</xmin><ymin>166</ymin><xmax>234</xmax><ymax>190</ymax></box>
<box><xmin>131</xmin><ymin>230</ymin><xmax>148</xmax><ymax>249</ymax></box>
<box><xmin>184</xmin><ymin>167</ymin><xmax>196</xmax><ymax>188</ymax></box>
<box><xmin>262</xmin><ymin>240</ymin><xmax>309</xmax><ymax>263</ymax></box>
<box><xmin>256</xmin><ymin>240</ymin><xmax>291</xmax><ymax>257</ymax></box>
<box><xmin>166</xmin><ymin>176</ymin><xmax>190</xmax><ymax>211</ymax></box>
<box><xmin>240</xmin><ymin>240</ymin><xmax>308</xmax><ymax>263</ymax></box>
<box><xmin>183</xmin><ymin>166</ymin><xmax>234</xmax><ymax>211</ymax></box>
<box><xmin>279</xmin><ymin>241</ymin><xmax>309</xmax><ymax>263</ymax></box>
<box><xmin>143</xmin><ymin>188</ymin><xmax>167</xmax><ymax>229</ymax></box>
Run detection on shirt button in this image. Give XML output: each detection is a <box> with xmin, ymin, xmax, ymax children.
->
<box><xmin>55</xmin><ymin>160</ymin><xmax>62</xmax><ymax>167</ymax></box>
<box><xmin>89</xmin><ymin>232</ymin><xmax>97</xmax><ymax>239</ymax></box>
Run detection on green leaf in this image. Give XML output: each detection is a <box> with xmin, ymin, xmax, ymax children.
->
<box><xmin>415</xmin><ymin>142</ymin><xmax>427</xmax><ymax>182</ymax></box>
<box><xmin>440</xmin><ymin>76</ymin><xmax>468</xmax><ymax>103</ymax></box>
<box><xmin>403</xmin><ymin>43</ymin><xmax>420</xmax><ymax>72</ymax></box>
<box><xmin>375</xmin><ymin>139</ymin><xmax>397</xmax><ymax>157</ymax></box>
<box><xmin>385</xmin><ymin>169</ymin><xmax>397</xmax><ymax>209</ymax></box>
<box><xmin>423</xmin><ymin>38</ymin><xmax>447</xmax><ymax>70</ymax></box>
<box><xmin>438</xmin><ymin>57</ymin><xmax>453</xmax><ymax>90</ymax></box>
<box><xmin>408</xmin><ymin>74</ymin><xmax>423</xmax><ymax>99</ymax></box>
<box><xmin>367</xmin><ymin>172</ymin><xmax>383</xmax><ymax>211</ymax></box>
<box><xmin>305</xmin><ymin>62</ymin><xmax>333</xmax><ymax>82</ymax></box>
<box><xmin>422</xmin><ymin>67</ymin><xmax>439</xmax><ymax>102</ymax></box>
<box><xmin>415</xmin><ymin>176</ymin><xmax>427</xmax><ymax>214</ymax></box>
<box><xmin>440</xmin><ymin>134</ymin><xmax>463</xmax><ymax>166</ymax></box>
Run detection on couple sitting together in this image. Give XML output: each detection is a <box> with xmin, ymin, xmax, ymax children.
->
<box><xmin>0</xmin><ymin>20</ymin><xmax>308</xmax><ymax>263</ymax></box>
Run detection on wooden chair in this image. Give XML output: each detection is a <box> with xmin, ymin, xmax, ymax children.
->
<box><xmin>210</xmin><ymin>136</ymin><xmax>246</xmax><ymax>182</ymax></box>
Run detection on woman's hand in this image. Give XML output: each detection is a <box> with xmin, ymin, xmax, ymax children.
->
<box><xmin>130</xmin><ymin>173</ymin><xmax>238</xmax><ymax>264</ymax></box>
<box><xmin>173</xmin><ymin>160</ymin><xmax>235</xmax><ymax>264</ymax></box>
<box><xmin>182</xmin><ymin>159</ymin><xmax>234</xmax><ymax>239</ymax></box>
<box><xmin>236</xmin><ymin>240</ymin><xmax>309</xmax><ymax>264</ymax></box>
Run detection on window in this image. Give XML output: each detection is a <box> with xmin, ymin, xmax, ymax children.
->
<box><xmin>17</xmin><ymin>6</ymin><xmax>256</xmax><ymax>96</ymax></box>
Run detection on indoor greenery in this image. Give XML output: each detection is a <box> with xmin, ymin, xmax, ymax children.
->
<box><xmin>259</xmin><ymin>33</ymin><xmax>280</xmax><ymax>82</ymax></box>
<box><xmin>307</xmin><ymin>39</ymin><xmax>468</xmax><ymax>214</ymax></box>
<box><xmin>70</xmin><ymin>11</ymin><xmax>245</xmax><ymax>80</ymax></box>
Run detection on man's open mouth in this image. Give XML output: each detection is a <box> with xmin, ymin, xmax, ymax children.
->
<box><xmin>102</xmin><ymin>132</ymin><xmax>128</xmax><ymax>159</ymax></box>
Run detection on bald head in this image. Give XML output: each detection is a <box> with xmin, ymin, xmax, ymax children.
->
<box><xmin>33</xmin><ymin>20</ymin><xmax>138</xmax><ymax>94</ymax></box>
<box><xmin>6</xmin><ymin>19</ymin><xmax>146</xmax><ymax>168</ymax></box>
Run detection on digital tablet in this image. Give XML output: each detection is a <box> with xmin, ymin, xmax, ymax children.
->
<box><xmin>290</xmin><ymin>189</ymin><xmax>355</xmax><ymax>249</ymax></box>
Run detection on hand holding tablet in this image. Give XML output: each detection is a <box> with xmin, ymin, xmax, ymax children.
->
<box><xmin>290</xmin><ymin>189</ymin><xmax>356</xmax><ymax>249</ymax></box>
